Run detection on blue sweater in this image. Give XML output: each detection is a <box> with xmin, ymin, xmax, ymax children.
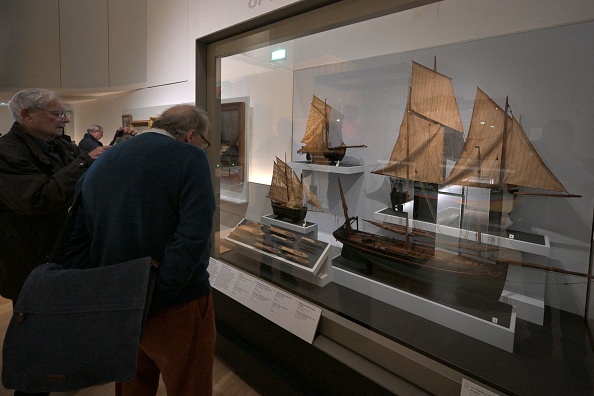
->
<box><xmin>64</xmin><ymin>132</ymin><xmax>215</xmax><ymax>313</ymax></box>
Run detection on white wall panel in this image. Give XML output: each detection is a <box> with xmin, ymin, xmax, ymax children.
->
<box><xmin>147</xmin><ymin>0</ymin><xmax>188</xmax><ymax>87</ymax></box>
<box><xmin>60</xmin><ymin>0</ymin><xmax>109</xmax><ymax>88</ymax></box>
<box><xmin>109</xmin><ymin>0</ymin><xmax>147</xmax><ymax>87</ymax></box>
<box><xmin>0</xmin><ymin>0</ymin><xmax>61</xmax><ymax>88</ymax></box>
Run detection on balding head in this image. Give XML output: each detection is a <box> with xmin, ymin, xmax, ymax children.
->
<box><xmin>152</xmin><ymin>105</ymin><xmax>209</xmax><ymax>139</ymax></box>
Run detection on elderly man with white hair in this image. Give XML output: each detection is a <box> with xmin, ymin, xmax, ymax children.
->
<box><xmin>0</xmin><ymin>88</ymin><xmax>108</xmax><ymax>396</ymax></box>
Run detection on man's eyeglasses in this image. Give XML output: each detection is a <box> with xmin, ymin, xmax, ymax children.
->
<box><xmin>46</xmin><ymin>110</ymin><xmax>71</xmax><ymax>119</ymax></box>
<box><xmin>198</xmin><ymin>132</ymin><xmax>211</xmax><ymax>149</ymax></box>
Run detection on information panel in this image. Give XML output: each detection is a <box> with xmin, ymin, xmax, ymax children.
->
<box><xmin>208</xmin><ymin>258</ymin><xmax>322</xmax><ymax>343</ymax></box>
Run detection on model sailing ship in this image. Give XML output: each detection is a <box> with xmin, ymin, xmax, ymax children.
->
<box><xmin>373</xmin><ymin>60</ymin><xmax>579</xmax><ymax>230</ymax></box>
<box><xmin>333</xmin><ymin>60</ymin><xmax>586</xmax><ymax>298</ymax></box>
<box><xmin>267</xmin><ymin>157</ymin><xmax>322</xmax><ymax>223</ymax></box>
<box><xmin>297</xmin><ymin>95</ymin><xmax>366</xmax><ymax>164</ymax></box>
<box><xmin>333</xmin><ymin>177</ymin><xmax>511</xmax><ymax>298</ymax></box>
<box><xmin>372</xmin><ymin>61</ymin><xmax>465</xmax><ymax>222</ymax></box>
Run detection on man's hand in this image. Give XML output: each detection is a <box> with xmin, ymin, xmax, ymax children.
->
<box><xmin>88</xmin><ymin>145</ymin><xmax>111</xmax><ymax>159</ymax></box>
<box><xmin>122</xmin><ymin>127</ymin><xmax>137</xmax><ymax>136</ymax></box>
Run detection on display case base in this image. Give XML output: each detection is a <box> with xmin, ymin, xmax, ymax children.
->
<box><xmin>232</xmin><ymin>243</ymin><xmax>332</xmax><ymax>287</ymax></box>
<box><xmin>261</xmin><ymin>214</ymin><xmax>318</xmax><ymax>239</ymax></box>
<box><xmin>332</xmin><ymin>258</ymin><xmax>517</xmax><ymax>352</ymax></box>
<box><xmin>225</xmin><ymin>219</ymin><xmax>333</xmax><ymax>286</ymax></box>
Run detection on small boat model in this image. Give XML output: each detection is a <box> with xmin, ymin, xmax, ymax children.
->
<box><xmin>298</xmin><ymin>95</ymin><xmax>366</xmax><ymax>164</ymax></box>
<box><xmin>254</xmin><ymin>242</ymin><xmax>281</xmax><ymax>255</ymax></box>
<box><xmin>237</xmin><ymin>225</ymin><xmax>265</xmax><ymax>237</ymax></box>
<box><xmin>373</xmin><ymin>60</ymin><xmax>580</xmax><ymax>232</ymax></box>
<box><xmin>280</xmin><ymin>246</ymin><xmax>308</xmax><ymax>259</ymax></box>
<box><xmin>337</xmin><ymin>60</ymin><xmax>586</xmax><ymax>299</ymax></box>
<box><xmin>333</xmin><ymin>177</ymin><xmax>510</xmax><ymax>299</ymax></box>
<box><xmin>268</xmin><ymin>226</ymin><xmax>296</xmax><ymax>239</ymax></box>
<box><xmin>267</xmin><ymin>157</ymin><xmax>322</xmax><ymax>223</ymax></box>
<box><xmin>334</xmin><ymin>172</ymin><xmax>590</xmax><ymax>299</ymax></box>
<box><xmin>226</xmin><ymin>219</ymin><xmax>329</xmax><ymax>270</ymax></box>
<box><xmin>443</xmin><ymin>86</ymin><xmax>581</xmax><ymax>218</ymax></box>
<box><xmin>372</xmin><ymin>60</ymin><xmax>465</xmax><ymax>220</ymax></box>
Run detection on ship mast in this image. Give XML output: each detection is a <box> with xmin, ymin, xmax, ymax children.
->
<box><xmin>475</xmin><ymin>145</ymin><xmax>483</xmax><ymax>245</ymax></box>
<box><xmin>324</xmin><ymin>98</ymin><xmax>330</xmax><ymax>150</ymax></box>
<box><xmin>337</xmin><ymin>177</ymin><xmax>351</xmax><ymax>232</ymax></box>
<box><xmin>283</xmin><ymin>154</ymin><xmax>291</xmax><ymax>204</ymax></box>
<box><xmin>405</xmin><ymin>87</ymin><xmax>412</xmax><ymax>245</ymax></box>
<box><xmin>499</xmin><ymin>96</ymin><xmax>510</xmax><ymax>191</ymax></box>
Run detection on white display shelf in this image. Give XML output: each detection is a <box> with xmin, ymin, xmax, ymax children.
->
<box><xmin>224</xmin><ymin>220</ymin><xmax>333</xmax><ymax>286</ymax></box>
<box><xmin>373</xmin><ymin>208</ymin><xmax>550</xmax><ymax>256</ymax></box>
<box><xmin>290</xmin><ymin>161</ymin><xmax>367</xmax><ymax>174</ymax></box>
<box><xmin>372</xmin><ymin>207</ymin><xmax>549</xmax><ymax>325</ymax></box>
<box><xmin>333</xmin><ymin>264</ymin><xmax>517</xmax><ymax>352</ymax></box>
<box><xmin>261</xmin><ymin>214</ymin><xmax>318</xmax><ymax>239</ymax></box>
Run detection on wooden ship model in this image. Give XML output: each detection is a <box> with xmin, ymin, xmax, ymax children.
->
<box><xmin>333</xmin><ymin>177</ymin><xmax>511</xmax><ymax>299</ymax></box>
<box><xmin>297</xmin><ymin>95</ymin><xmax>366</xmax><ymax>164</ymax></box>
<box><xmin>373</xmin><ymin>60</ymin><xmax>579</xmax><ymax>230</ymax></box>
<box><xmin>371</xmin><ymin>60</ymin><xmax>465</xmax><ymax>222</ymax></box>
<box><xmin>443</xmin><ymin>87</ymin><xmax>580</xmax><ymax>227</ymax></box>
<box><xmin>267</xmin><ymin>157</ymin><xmax>321</xmax><ymax>223</ymax></box>
<box><xmin>333</xmin><ymin>60</ymin><xmax>586</xmax><ymax>299</ymax></box>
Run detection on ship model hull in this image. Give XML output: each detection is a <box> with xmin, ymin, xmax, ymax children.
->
<box><xmin>333</xmin><ymin>225</ymin><xmax>509</xmax><ymax>300</ymax></box>
<box><xmin>334</xmin><ymin>174</ymin><xmax>508</xmax><ymax>300</ymax></box>
<box><xmin>305</xmin><ymin>147</ymin><xmax>346</xmax><ymax>165</ymax></box>
<box><xmin>271</xmin><ymin>201</ymin><xmax>307</xmax><ymax>223</ymax></box>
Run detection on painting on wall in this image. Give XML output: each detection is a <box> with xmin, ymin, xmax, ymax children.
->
<box><xmin>121</xmin><ymin>114</ymin><xmax>132</xmax><ymax>127</ymax></box>
<box><xmin>221</xmin><ymin>102</ymin><xmax>245</xmax><ymax>183</ymax></box>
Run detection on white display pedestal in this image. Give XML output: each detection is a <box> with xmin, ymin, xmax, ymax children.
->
<box><xmin>333</xmin><ymin>264</ymin><xmax>517</xmax><ymax>352</ymax></box>
<box><xmin>261</xmin><ymin>214</ymin><xmax>318</xmax><ymax>239</ymax></box>
<box><xmin>373</xmin><ymin>208</ymin><xmax>549</xmax><ymax>325</ymax></box>
<box><xmin>290</xmin><ymin>161</ymin><xmax>367</xmax><ymax>174</ymax></box>
<box><xmin>225</xmin><ymin>219</ymin><xmax>333</xmax><ymax>286</ymax></box>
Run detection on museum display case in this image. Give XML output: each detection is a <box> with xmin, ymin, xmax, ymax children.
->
<box><xmin>198</xmin><ymin>1</ymin><xmax>594</xmax><ymax>395</ymax></box>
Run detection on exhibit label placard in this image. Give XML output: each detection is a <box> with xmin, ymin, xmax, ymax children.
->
<box><xmin>208</xmin><ymin>258</ymin><xmax>322</xmax><ymax>343</ymax></box>
<box><xmin>460</xmin><ymin>379</ymin><xmax>502</xmax><ymax>396</ymax></box>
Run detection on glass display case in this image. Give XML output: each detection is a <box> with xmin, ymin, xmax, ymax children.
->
<box><xmin>200</xmin><ymin>1</ymin><xmax>594</xmax><ymax>395</ymax></box>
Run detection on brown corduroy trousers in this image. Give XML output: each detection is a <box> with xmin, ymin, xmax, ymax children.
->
<box><xmin>115</xmin><ymin>292</ymin><xmax>216</xmax><ymax>396</ymax></box>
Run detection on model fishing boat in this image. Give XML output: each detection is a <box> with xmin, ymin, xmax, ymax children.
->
<box><xmin>333</xmin><ymin>177</ymin><xmax>509</xmax><ymax>299</ymax></box>
<box><xmin>333</xmin><ymin>178</ymin><xmax>591</xmax><ymax>299</ymax></box>
<box><xmin>267</xmin><ymin>157</ymin><xmax>322</xmax><ymax>223</ymax></box>
<box><xmin>373</xmin><ymin>60</ymin><xmax>579</xmax><ymax>231</ymax></box>
<box><xmin>298</xmin><ymin>95</ymin><xmax>366</xmax><ymax>164</ymax></box>
<box><xmin>372</xmin><ymin>61</ymin><xmax>465</xmax><ymax>222</ymax></box>
<box><xmin>443</xmin><ymin>87</ymin><xmax>580</xmax><ymax>229</ymax></box>
<box><xmin>336</xmin><ymin>62</ymin><xmax>586</xmax><ymax>296</ymax></box>
<box><xmin>226</xmin><ymin>219</ymin><xmax>329</xmax><ymax>270</ymax></box>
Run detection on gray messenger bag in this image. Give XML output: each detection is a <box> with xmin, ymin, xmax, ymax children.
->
<box><xmin>1</xmin><ymin>257</ymin><xmax>155</xmax><ymax>392</ymax></box>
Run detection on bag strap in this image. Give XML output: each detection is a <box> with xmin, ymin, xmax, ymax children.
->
<box><xmin>48</xmin><ymin>190</ymin><xmax>82</xmax><ymax>264</ymax></box>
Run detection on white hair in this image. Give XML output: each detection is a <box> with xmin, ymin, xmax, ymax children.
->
<box><xmin>9</xmin><ymin>88</ymin><xmax>60</xmax><ymax>124</ymax></box>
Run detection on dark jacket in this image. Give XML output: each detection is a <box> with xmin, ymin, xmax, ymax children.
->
<box><xmin>64</xmin><ymin>132</ymin><xmax>215</xmax><ymax>314</ymax></box>
<box><xmin>0</xmin><ymin>122</ymin><xmax>93</xmax><ymax>300</ymax></box>
<box><xmin>78</xmin><ymin>132</ymin><xmax>102</xmax><ymax>153</ymax></box>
